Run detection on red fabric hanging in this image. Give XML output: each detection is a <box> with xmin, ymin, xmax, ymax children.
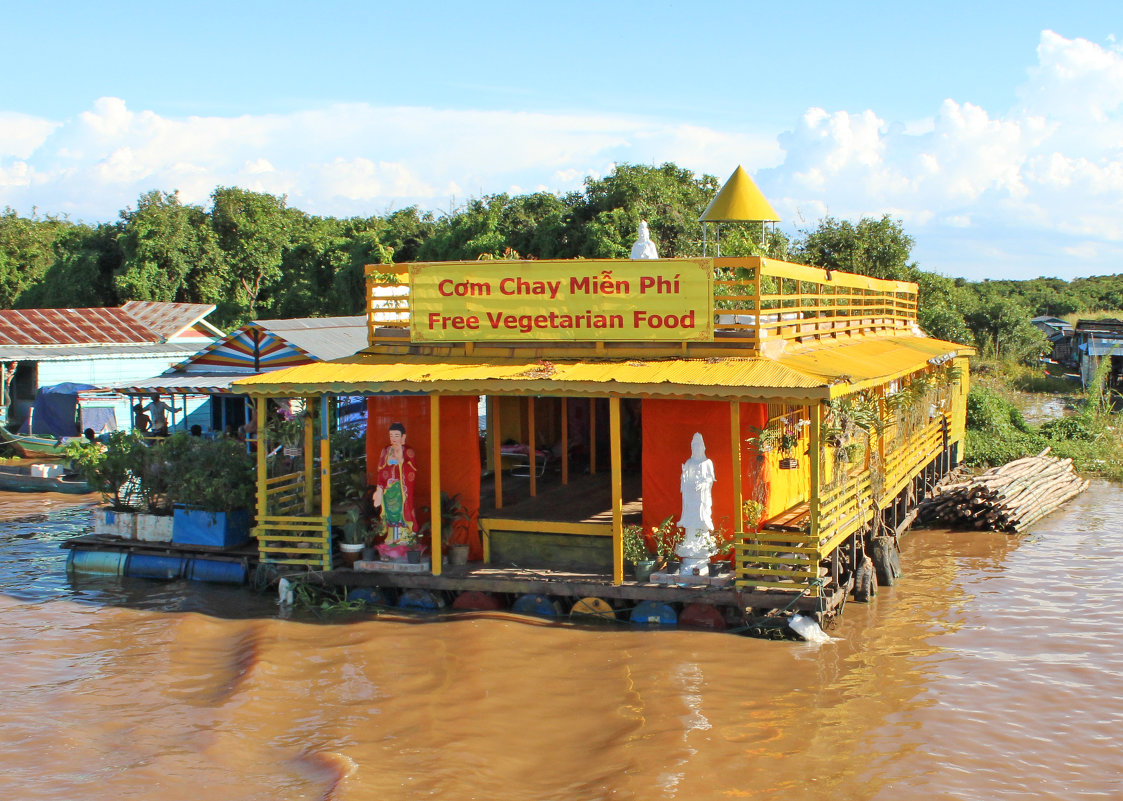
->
<box><xmin>641</xmin><ymin>399</ymin><xmax>769</xmax><ymax>555</ymax></box>
<box><xmin>366</xmin><ymin>396</ymin><xmax>482</xmax><ymax>559</ymax></box>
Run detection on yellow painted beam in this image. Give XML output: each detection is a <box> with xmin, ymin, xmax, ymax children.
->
<box><xmin>430</xmin><ymin>394</ymin><xmax>442</xmax><ymax>576</ymax></box>
<box><xmin>809</xmin><ymin>402</ymin><xmax>822</xmax><ymax>542</ymax></box>
<box><xmin>478</xmin><ymin>518</ymin><xmax>612</xmax><ymax>536</ymax></box>
<box><xmin>303</xmin><ymin>398</ymin><xmax>315</xmax><ymax>515</ymax></box>
<box><xmin>255</xmin><ymin>396</ymin><xmax>267</xmax><ymax>522</ymax></box>
<box><xmin>610</xmin><ymin>395</ymin><xmax>623</xmax><ymax>585</ymax></box>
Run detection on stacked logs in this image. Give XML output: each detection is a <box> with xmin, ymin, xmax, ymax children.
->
<box><xmin>918</xmin><ymin>448</ymin><xmax>1089</xmax><ymax>532</ymax></box>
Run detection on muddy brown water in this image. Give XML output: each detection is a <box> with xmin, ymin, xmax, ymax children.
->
<box><xmin>2</xmin><ymin>484</ymin><xmax>1122</xmax><ymax>800</ymax></box>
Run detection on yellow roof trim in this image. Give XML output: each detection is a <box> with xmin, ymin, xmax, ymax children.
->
<box><xmin>699</xmin><ymin>166</ymin><xmax>780</xmax><ymax>223</ymax></box>
<box><xmin>229</xmin><ymin>335</ymin><xmax>970</xmax><ymax>400</ymax></box>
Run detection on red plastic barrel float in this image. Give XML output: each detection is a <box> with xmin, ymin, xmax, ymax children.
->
<box><xmin>678</xmin><ymin>603</ymin><xmax>726</xmax><ymax>631</ymax></box>
<box><xmin>452</xmin><ymin>591</ymin><xmax>504</xmax><ymax>611</ymax></box>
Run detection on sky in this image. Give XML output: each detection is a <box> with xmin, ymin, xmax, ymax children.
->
<box><xmin>1</xmin><ymin>0</ymin><xmax>1121</xmax><ymax>282</ymax></box>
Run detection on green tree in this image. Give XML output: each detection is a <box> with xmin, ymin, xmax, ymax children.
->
<box><xmin>793</xmin><ymin>215</ymin><xmax>919</xmax><ymax>282</ymax></box>
<box><xmin>116</xmin><ymin>190</ymin><xmax>205</xmax><ymax>302</ymax></box>
<box><xmin>210</xmin><ymin>187</ymin><xmax>290</xmax><ymax>319</ymax></box>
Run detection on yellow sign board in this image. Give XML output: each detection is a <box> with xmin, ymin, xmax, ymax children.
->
<box><xmin>408</xmin><ymin>259</ymin><xmax>714</xmax><ymax>342</ymax></box>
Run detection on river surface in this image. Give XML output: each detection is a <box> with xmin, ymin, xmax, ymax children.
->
<box><xmin>2</xmin><ymin>484</ymin><xmax>1122</xmax><ymax>800</ymax></box>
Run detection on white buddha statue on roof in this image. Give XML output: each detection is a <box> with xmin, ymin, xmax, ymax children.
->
<box><xmin>630</xmin><ymin>219</ymin><xmax>659</xmax><ymax>260</ymax></box>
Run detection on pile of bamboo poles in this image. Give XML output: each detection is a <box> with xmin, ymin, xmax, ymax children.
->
<box><xmin>919</xmin><ymin>448</ymin><xmax>1088</xmax><ymax>532</ymax></box>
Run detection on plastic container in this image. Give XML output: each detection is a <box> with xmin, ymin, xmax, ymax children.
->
<box><xmin>629</xmin><ymin>600</ymin><xmax>677</xmax><ymax>626</ymax></box>
<box><xmin>512</xmin><ymin>594</ymin><xmax>563</xmax><ymax>617</ymax></box>
<box><xmin>451</xmin><ymin>591</ymin><xmax>503</xmax><ymax>611</ymax></box>
<box><xmin>398</xmin><ymin>589</ymin><xmax>446</xmax><ymax>611</ymax></box>
<box><xmin>186</xmin><ymin>558</ymin><xmax>246</xmax><ymax>584</ymax></box>
<box><xmin>67</xmin><ymin>549</ymin><xmax>127</xmax><ymax>576</ymax></box>
<box><xmin>124</xmin><ymin>554</ymin><xmax>186</xmax><ymax>580</ymax></box>
<box><xmin>172</xmin><ymin>505</ymin><xmax>250</xmax><ymax>548</ymax></box>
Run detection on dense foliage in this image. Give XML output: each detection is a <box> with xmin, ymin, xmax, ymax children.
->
<box><xmin>2</xmin><ymin>163</ymin><xmax>1121</xmax><ymax>357</ymax></box>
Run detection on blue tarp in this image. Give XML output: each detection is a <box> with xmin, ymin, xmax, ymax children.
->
<box><xmin>29</xmin><ymin>383</ymin><xmax>96</xmax><ymax>438</ymax></box>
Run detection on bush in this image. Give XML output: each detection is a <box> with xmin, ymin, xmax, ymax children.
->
<box><xmin>165</xmin><ymin>436</ymin><xmax>255</xmax><ymax>513</ymax></box>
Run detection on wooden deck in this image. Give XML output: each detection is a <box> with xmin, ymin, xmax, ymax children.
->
<box><xmin>318</xmin><ymin>561</ymin><xmax>847</xmax><ymax>614</ymax></box>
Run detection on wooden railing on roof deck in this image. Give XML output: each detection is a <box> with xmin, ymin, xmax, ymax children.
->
<box><xmin>735</xmin><ymin>412</ymin><xmax>948</xmax><ymax>597</ymax></box>
<box><xmin>364</xmin><ymin>258</ymin><xmax>919</xmax><ymax>352</ymax></box>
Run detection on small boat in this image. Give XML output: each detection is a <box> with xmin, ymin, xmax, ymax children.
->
<box><xmin>0</xmin><ymin>425</ymin><xmax>69</xmax><ymax>458</ymax></box>
<box><xmin>0</xmin><ymin>463</ymin><xmax>90</xmax><ymax>494</ymax></box>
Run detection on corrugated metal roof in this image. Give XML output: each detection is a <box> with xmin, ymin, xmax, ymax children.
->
<box><xmin>231</xmin><ymin>355</ymin><xmax>825</xmax><ymax>399</ymax></box>
<box><xmin>0</xmin><ymin>307</ymin><xmax>160</xmax><ymax>346</ymax></box>
<box><xmin>175</xmin><ymin>317</ymin><xmax>367</xmax><ymax>371</ymax></box>
<box><xmin>112</xmin><ymin>372</ymin><xmax>243</xmax><ymax>395</ymax></box>
<box><xmin>776</xmin><ymin>336</ymin><xmax>970</xmax><ymax>397</ymax></box>
<box><xmin>0</xmin><ymin>342</ymin><xmax>200</xmax><ymax>361</ymax></box>
<box><xmin>120</xmin><ymin>301</ymin><xmax>218</xmax><ymax>339</ymax></box>
<box><xmin>231</xmin><ymin>334</ymin><xmax>971</xmax><ymax>400</ymax></box>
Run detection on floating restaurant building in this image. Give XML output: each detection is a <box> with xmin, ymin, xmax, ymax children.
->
<box><xmin>232</xmin><ymin>246</ymin><xmax>971</xmax><ymax>625</ymax></box>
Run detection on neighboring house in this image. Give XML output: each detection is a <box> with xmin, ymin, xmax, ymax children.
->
<box><xmin>1073</xmin><ymin>318</ymin><xmax>1123</xmax><ymax>391</ymax></box>
<box><xmin>110</xmin><ymin>316</ymin><xmax>368</xmax><ymax>435</ymax></box>
<box><xmin>0</xmin><ymin>301</ymin><xmax>222</xmax><ymax>435</ymax></box>
<box><xmin>1031</xmin><ymin>316</ymin><xmax>1075</xmax><ymax>365</ymax></box>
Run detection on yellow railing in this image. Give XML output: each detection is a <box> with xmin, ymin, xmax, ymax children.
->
<box><xmin>365</xmin><ymin>258</ymin><xmax>919</xmax><ymax>353</ymax></box>
<box><xmin>736</xmin><ymin>414</ymin><xmax>949</xmax><ymax>596</ymax></box>
<box><xmin>255</xmin><ymin>515</ymin><xmax>332</xmax><ymax>569</ymax></box>
<box><xmin>265</xmin><ymin>471</ymin><xmax>305</xmax><ymax>516</ymax></box>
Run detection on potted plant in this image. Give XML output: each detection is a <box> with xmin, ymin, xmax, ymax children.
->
<box><xmin>623</xmin><ymin>523</ymin><xmax>657</xmax><ymax>581</ymax></box>
<box><xmin>651</xmin><ymin>515</ymin><xmax>685</xmax><ymax>573</ymax></box>
<box><xmin>66</xmin><ymin>432</ymin><xmax>147</xmax><ymax>539</ymax></box>
<box><xmin>440</xmin><ymin>492</ymin><xmax>472</xmax><ymax>566</ymax></box>
<box><xmin>166</xmin><ymin>437</ymin><xmax>256</xmax><ymax>547</ymax></box>
<box><xmin>339</xmin><ymin>507</ymin><xmax>369</xmax><ymax>567</ymax></box>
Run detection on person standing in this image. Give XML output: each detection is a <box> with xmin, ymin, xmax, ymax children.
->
<box><xmin>144</xmin><ymin>395</ymin><xmax>170</xmax><ymax>437</ymax></box>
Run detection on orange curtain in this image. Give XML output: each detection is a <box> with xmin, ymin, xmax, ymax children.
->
<box><xmin>641</xmin><ymin>399</ymin><xmax>770</xmax><ymax>542</ymax></box>
<box><xmin>366</xmin><ymin>395</ymin><xmax>482</xmax><ymax>558</ymax></box>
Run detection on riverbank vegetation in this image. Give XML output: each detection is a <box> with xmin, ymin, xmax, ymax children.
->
<box><xmin>966</xmin><ymin>359</ymin><xmax>1122</xmax><ymax>482</ymax></box>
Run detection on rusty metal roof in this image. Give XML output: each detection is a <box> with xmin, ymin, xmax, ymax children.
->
<box><xmin>121</xmin><ymin>301</ymin><xmax>218</xmax><ymax>339</ymax></box>
<box><xmin>0</xmin><ymin>307</ymin><xmax>161</xmax><ymax>346</ymax></box>
<box><xmin>0</xmin><ymin>302</ymin><xmax>219</xmax><ymax>349</ymax></box>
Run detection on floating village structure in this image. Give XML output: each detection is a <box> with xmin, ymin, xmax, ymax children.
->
<box><xmin>230</xmin><ymin>181</ymin><xmax>972</xmax><ymax>626</ymax></box>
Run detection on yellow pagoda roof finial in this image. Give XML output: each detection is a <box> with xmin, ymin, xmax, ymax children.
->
<box><xmin>699</xmin><ymin>165</ymin><xmax>780</xmax><ymax>223</ymax></box>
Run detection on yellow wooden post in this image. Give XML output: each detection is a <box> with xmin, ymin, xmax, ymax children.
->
<box><xmin>430</xmin><ymin>394</ymin><xmax>442</xmax><ymax>576</ymax></box>
<box><xmin>319</xmin><ymin>397</ymin><xmax>333</xmax><ymax>570</ymax></box>
<box><xmin>303</xmin><ymin>396</ymin><xmax>315</xmax><ymax>515</ymax></box>
<box><xmin>609</xmin><ymin>395</ymin><xmax>623</xmax><ymax>585</ymax></box>
<box><xmin>528</xmin><ymin>396</ymin><xmax>537</xmax><ymax>497</ymax></box>
<box><xmin>560</xmin><ymin>397</ymin><xmax>569</xmax><ymax>485</ymax></box>
<box><xmin>809</xmin><ymin>401</ymin><xmax>822</xmax><ymax>543</ymax></box>
<box><xmin>492</xmin><ymin>395</ymin><xmax>503</xmax><ymax>511</ymax></box>
<box><xmin>731</xmin><ymin>400</ymin><xmax>742</xmax><ymax>534</ymax></box>
<box><xmin>589</xmin><ymin>398</ymin><xmax>597</xmax><ymax>475</ymax></box>
<box><xmin>255</xmin><ymin>395</ymin><xmax>267</xmax><ymax>523</ymax></box>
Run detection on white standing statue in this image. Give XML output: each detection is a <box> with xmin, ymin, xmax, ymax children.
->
<box><xmin>630</xmin><ymin>219</ymin><xmax>660</xmax><ymax>259</ymax></box>
<box><xmin>677</xmin><ymin>432</ymin><xmax>717</xmax><ymax>575</ymax></box>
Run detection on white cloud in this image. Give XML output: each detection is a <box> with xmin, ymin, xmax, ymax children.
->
<box><xmin>2</xmin><ymin>30</ymin><xmax>1122</xmax><ymax>280</ymax></box>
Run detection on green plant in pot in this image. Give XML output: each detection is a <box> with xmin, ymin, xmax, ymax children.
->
<box><xmin>651</xmin><ymin>515</ymin><xmax>685</xmax><ymax>572</ymax></box>
<box><xmin>65</xmin><ymin>431</ymin><xmax>147</xmax><ymax>510</ymax></box>
<box><xmin>339</xmin><ymin>507</ymin><xmax>370</xmax><ymax>567</ymax></box>
<box><xmin>623</xmin><ymin>523</ymin><xmax>657</xmax><ymax>581</ymax></box>
<box><xmin>165</xmin><ymin>436</ymin><xmax>256</xmax><ymax>547</ymax></box>
<box><xmin>440</xmin><ymin>492</ymin><xmax>472</xmax><ymax>565</ymax></box>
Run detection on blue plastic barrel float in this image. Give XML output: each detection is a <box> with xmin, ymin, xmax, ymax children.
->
<box><xmin>186</xmin><ymin>558</ymin><xmax>247</xmax><ymax>585</ymax></box>
<box><xmin>124</xmin><ymin>554</ymin><xmax>186</xmax><ymax>580</ymax></box>
<box><xmin>629</xmin><ymin>600</ymin><xmax>677</xmax><ymax>626</ymax></box>
<box><xmin>347</xmin><ymin>587</ymin><xmax>392</xmax><ymax>607</ymax></box>
<box><xmin>67</xmin><ymin>550</ymin><xmax>128</xmax><ymax>576</ymax></box>
<box><xmin>511</xmin><ymin>594</ymin><xmax>564</xmax><ymax>618</ymax></box>
<box><xmin>398</xmin><ymin>589</ymin><xmax>446</xmax><ymax>611</ymax></box>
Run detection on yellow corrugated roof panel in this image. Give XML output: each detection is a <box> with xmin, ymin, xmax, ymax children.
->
<box><xmin>231</xmin><ymin>335</ymin><xmax>970</xmax><ymax>400</ymax></box>
<box><xmin>776</xmin><ymin>336</ymin><xmax>972</xmax><ymax>397</ymax></box>
<box><xmin>232</xmin><ymin>354</ymin><xmax>830</xmax><ymax>400</ymax></box>
<box><xmin>699</xmin><ymin>166</ymin><xmax>780</xmax><ymax>223</ymax></box>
